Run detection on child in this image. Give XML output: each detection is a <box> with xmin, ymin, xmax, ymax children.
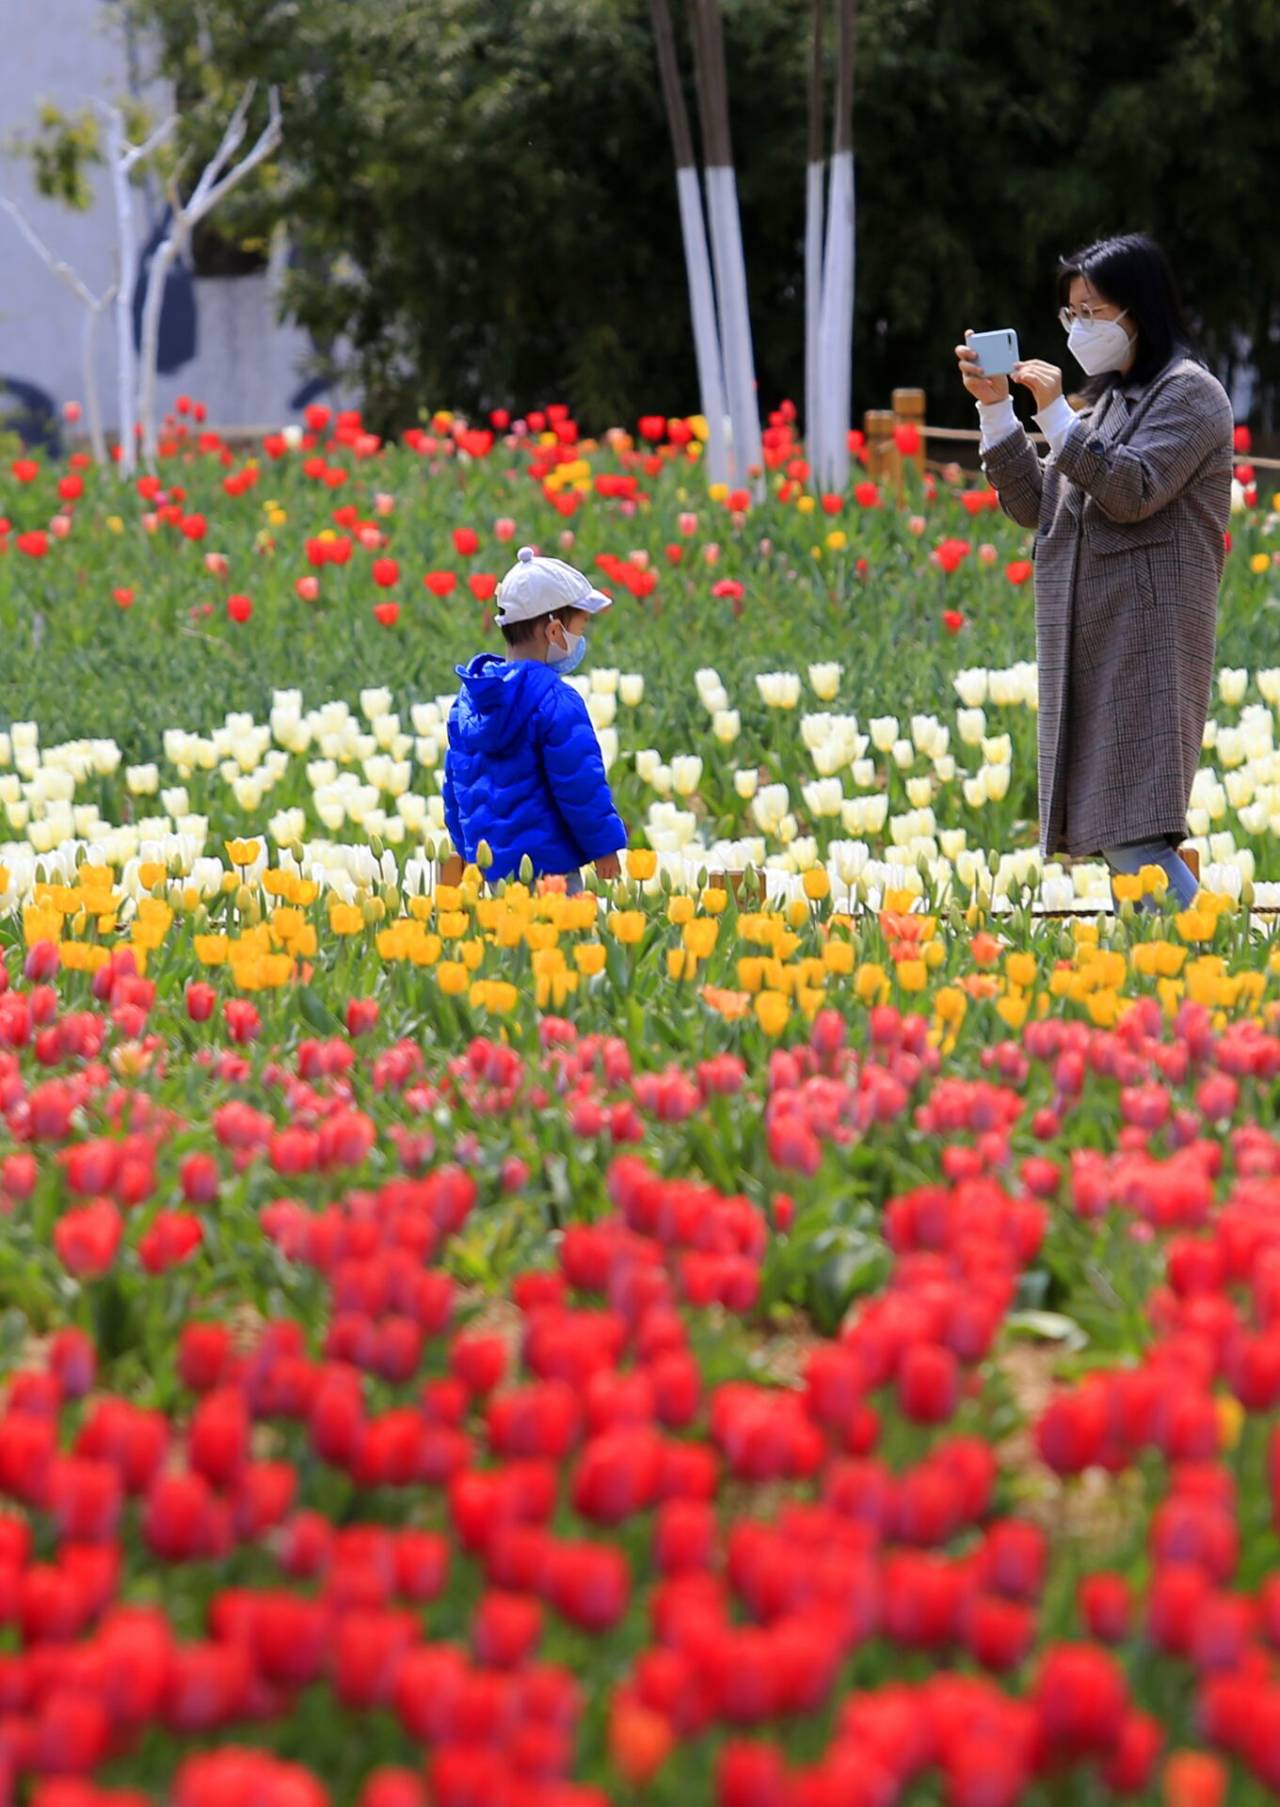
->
<box><xmin>442</xmin><ymin>546</ymin><xmax>627</xmax><ymax>886</ymax></box>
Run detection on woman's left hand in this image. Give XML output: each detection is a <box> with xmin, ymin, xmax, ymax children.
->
<box><xmin>1011</xmin><ymin>360</ymin><xmax>1064</xmax><ymax>410</ymax></box>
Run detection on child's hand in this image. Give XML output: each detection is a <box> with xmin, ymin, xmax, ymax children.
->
<box><xmin>594</xmin><ymin>853</ymin><xmax>622</xmax><ymax>881</ymax></box>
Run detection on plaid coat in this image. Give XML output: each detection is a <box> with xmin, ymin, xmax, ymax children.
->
<box><xmin>980</xmin><ymin>357</ymin><xmax>1233</xmax><ymax>858</ymax></box>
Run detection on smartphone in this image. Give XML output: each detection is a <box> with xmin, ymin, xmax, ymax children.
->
<box><xmin>966</xmin><ymin>329</ymin><xmax>1020</xmax><ymax>377</ymax></box>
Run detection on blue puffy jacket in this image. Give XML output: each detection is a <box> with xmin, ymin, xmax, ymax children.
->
<box><xmin>442</xmin><ymin>655</ymin><xmax>627</xmax><ymax>881</ymax></box>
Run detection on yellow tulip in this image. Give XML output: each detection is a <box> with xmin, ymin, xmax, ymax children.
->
<box><xmin>437</xmin><ymin>961</ymin><xmax>469</xmax><ymax>995</ymax></box>
<box><xmin>1005</xmin><ymin>951</ymin><xmax>1037</xmax><ymax>989</ymax></box>
<box><xmin>627</xmin><ymin>848</ymin><xmax>658</xmax><ymax>881</ymax></box>
<box><xmin>667</xmin><ymin>948</ymin><xmax>699</xmax><ymax>981</ymax></box>
<box><xmin>1251</xmin><ymin>552</ymin><xmax>1271</xmax><ymax>575</ymax></box>
<box><xmin>225</xmin><ymin>838</ymin><xmax>262</xmax><ymax>867</ymax></box>
<box><xmin>607</xmin><ymin>910</ymin><xmax>645</xmax><ymax>945</ymax></box>
<box><xmin>935</xmin><ymin>985</ymin><xmax>967</xmax><ymax>1026</ymax></box>
<box><xmin>701</xmin><ymin>887</ymin><xmax>728</xmax><ymax>915</ymax></box>
<box><xmin>667</xmin><ymin>895</ymin><xmax>695</xmax><ymax>926</ymax></box>
<box><xmin>683</xmin><ymin>919</ymin><xmax>719</xmax><ymax>960</ymax></box>
<box><xmin>996</xmin><ymin>994</ymin><xmax>1029</xmax><ymax>1030</ymax></box>
<box><xmin>329</xmin><ymin>903</ymin><xmax>364</xmax><ymax>936</ymax></box>
<box><xmin>574</xmin><ymin>943</ymin><xmax>607</xmax><ymax>976</ymax></box>
<box><xmin>823</xmin><ymin>938</ymin><xmax>855</xmax><ymax>975</ymax></box>
<box><xmin>754</xmin><ymin>990</ymin><xmax>790</xmax><ymax>1036</ymax></box>
<box><xmin>896</xmin><ymin>959</ymin><xmax>928</xmax><ymax>992</ymax></box>
<box><xmin>855</xmin><ymin>962</ymin><xmax>888</xmax><ymax>1003</ymax></box>
<box><xmin>802</xmin><ymin>866</ymin><xmax>831</xmax><ymax>902</ymax></box>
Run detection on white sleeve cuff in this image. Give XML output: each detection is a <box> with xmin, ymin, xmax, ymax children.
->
<box><xmin>976</xmin><ymin>397</ymin><xmax>1018</xmax><ymax>452</ymax></box>
<box><xmin>1034</xmin><ymin>393</ymin><xmax>1078</xmax><ymax>457</ymax></box>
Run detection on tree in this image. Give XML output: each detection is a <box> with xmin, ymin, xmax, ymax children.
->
<box><xmin>28</xmin><ymin>0</ymin><xmax>1280</xmax><ymax>437</ymax></box>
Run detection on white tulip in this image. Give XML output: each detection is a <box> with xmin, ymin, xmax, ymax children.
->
<box><xmin>591</xmin><ymin>667</ymin><xmax>620</xmax><ymax>695</ymax></box>
<box><xmin>671</xmin><ymin>756</ymin><xmax>703</xmax><ymax>797</ymax></box>
<box><xmin>752</xmin><ymin>783</ymin><xmax>791</xmax><ymax>833</ymax></box>
<box><xmin>1257</xmin><ymin>669</ymin><xmax>1280</xmax><ymax>707</ymax></box>
<box><xmin>953</xmin><ymin>668</ymin><xmax>989</xmax><ymax>707</ymax></box>
<box><xmin>906</xmin><ymin>776</ymin><xmax>935</xmax><ymax>808</ymax></box>
<box><xmin>360</xmin><ymin>687</ymin><xmax>393</xmax><ymax>721</ymax></box>
<box><xmin>597</xmin><ymin>729</ymin><xmax>618</xmax><ymax>772</ymax></box>
<box><xmin>869</xmin><ymin>715</ymin><xmax>898</xmax><ymax>752</ymax></box>
<box><xmin>1208</xmin><ymin>830</ymin><xmax>1237</xmax><ymax>862</ymax></box>
<box><xmin>1186</xmin><ymin>807</ymin><xmax>1210</xmax><ymax>838</ymax></box>
<box><xmin>957</xmin><ymin>708</ymin><xmax>986</xmax><ymax>746</ymax></box>
<box><xmin>861</xmin><ymin>794</ymin><xmax>888</xmax><ymax>833</ymax></box>
<box><xmin>635</xmin><ymin>749</ymin><xmax>662</xmax><ymax>785</ymax></box>
<box><xmin>934</xmin><ymin>755</ymin><xmax>957</xmax><ymax>783</ymax></box>
<box><xmin>802</xmin><ymin>777</ymin><xmax>844</xmax><ymax>818</ymax></box>
<box><xmin>713</xmin><ymin>710</ymin><xmax>741</xmax><ymax>744</ymax></box>
<box><xmin>651</xmin><ymin>764</ymin><xmax>673</xmax><ymax>797</ymax></box>
<box><xmin>808</xmin><ymin>662</ymin><xmax>842</xmax><ymax>701</ymax></box>
<box><xmin>891</xmin><ymin>739</ymin><xmax>915</xmax><ymax>770</ymax></box>
<box><xmin>619</xmin><ymin>674</ymin><xmax>645</xmax><ymax>706</ymax></box>
<box><xmin>1224</xmin><ymin>770</ymin><xmax>1255</xmax><ymax>809</ymax></box>
<box><xmin>982</xmin><ymin>734</ymin><xmax>1012</xmax><ymax>766</ymax></box>
<box><xmin>126</xmin><ymin>764</ymin><xmax>159</xmax><ymax>796</ymax></box>
<box><xmin>1239</xmin><ymin>802</ymin><xmax>1269</xmax><ymax>836</ymax></box>
<box><xmin>702</xmin><ymin>684</ymin><xmax>730</xmax><ymax>714</ymax></box>
<box><xmin>1216</xmin><ymin>729</ymin><xmax>1245</xmax><ymax>770</ymax></box>
<box><xmin>734</xmin><ymin>768</ymin><xmax>759</xmax><ymax>800</ymax></box>
<box><xmin>1218</xmin><ymin>668</ymin><xmax>1248</xmax><ymax>708</ymax></box>
<box><xmin>963</xmin><ymin>773</ymin><xmax>988</xmax><ymax>808</ymax></box>
<box><xmin>851</xmin><ymin>758</ymin><xmax>876</xmax><ymax>788</ymax></box>
<box><xmin>695</xmin><ymin>667</ymin><xmax>723</xmax><ymax>705</ymax></box>
<box><xmin>587</xmin><ymin>694</ymin><xmax>617</xmax><ymax>730</ymax></box>
<box><xmin>411</xmin><ymin>702</ymin><xmax>442</xmax><ymax>735</ymax></box>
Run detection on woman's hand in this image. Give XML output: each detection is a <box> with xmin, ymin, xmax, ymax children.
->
<box><xmin>594</xmin><ymin>852</ymin><xmax>622</xmax><ymax>881</ymax></box>
<box><xmin>1012</xmin><ymin>360</ymin><xmax>1064</xmax><ymax>410</ymax></box>
<box><xmin>955</xmin><ymin>332</ymin><xmax>1010</xmax><ymax>405</ymax></box>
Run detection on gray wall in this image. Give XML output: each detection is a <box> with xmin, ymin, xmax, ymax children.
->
<box><xmin>0</xmin><ymin>0</ymin><xmax>324</xmax><ymax>436</ymax></box>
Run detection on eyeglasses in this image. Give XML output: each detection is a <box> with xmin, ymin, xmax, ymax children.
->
<box><xmin>1058</xmin><ymin>302</ymin><xmax>1128</xmax><ymax>330</ymax></box>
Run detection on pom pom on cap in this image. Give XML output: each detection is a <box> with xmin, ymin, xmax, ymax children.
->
<box><xmin>517</xmin><ymin>545</ymin><xmax>536</xmax><ymax>563</ymax></box>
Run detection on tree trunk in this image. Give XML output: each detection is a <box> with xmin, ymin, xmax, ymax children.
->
<box><xmin>107</xmin><ymin>116</ymin><xmax>139</xmax><ymax>477</ymax></box>
<box><xmin>816</xmin><ymin>0</ymin><xmax>857</xmax><ymax>492</ymax></box>
<box><xmin>805</xmin><ymin>0</ymin><xmax>827</xmax><ymax>481</ymax></box>
<box><xmin>81</xmin><ymin>302</ymin><xmax>108</xmax><ymax>469</ymax></box>
<box><xmin>649</xmin><ymin>0</ymin><xmax>730</xmax><ymax>486</ymax></box>
<box><xmin>689</xmin><ymin>0</ymin><xmax>762</xmax><ymax>495</ymax></box>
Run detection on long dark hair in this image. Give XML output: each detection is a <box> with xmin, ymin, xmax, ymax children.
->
<box><xmin>1057</xmin><ymin>233</ymin><xmax>1197</xmax><ymax>397</ymax></box>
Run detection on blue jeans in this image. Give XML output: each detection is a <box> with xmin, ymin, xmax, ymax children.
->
<box><xmin>1100</xmin><ymin>838</ymin><xmax>1199</xmax><ymax>911</ymax></box>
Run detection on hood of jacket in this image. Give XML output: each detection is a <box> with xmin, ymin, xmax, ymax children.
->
<box><xmin>450</xmin><ymin>654</ymin><xmax>558</xmax><ymax>755</ymax></box>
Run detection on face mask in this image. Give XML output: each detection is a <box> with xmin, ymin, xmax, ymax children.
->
<box><xmin>546</xmin><ymin>628</ymin><xmax>586</xmax><ymax>676</ymax></box>
<box><xmin>1066</xmin><ymin>311</ymin><xmax>1132</xmax><ymax>377</ymax></box>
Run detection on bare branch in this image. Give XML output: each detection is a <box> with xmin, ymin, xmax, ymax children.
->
<box><xmin>193</xmin><ymin>85</ymin><xmax>282</xmax><ymax>223</ymax></box>
<box><xmin>2</xmin><ymin>196</ymin><xmax>106</xmax><ymax>310</ymax></box>
<box><xmin>186</xmin><ymin>80</ymin><xmax>258</xmax><ymax>214</ymax></box>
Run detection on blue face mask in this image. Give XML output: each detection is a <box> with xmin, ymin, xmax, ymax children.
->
<box><xmin>546</xmin><ymin>629</ymin><xmax>586</xmax><ymax>676</ymax></box>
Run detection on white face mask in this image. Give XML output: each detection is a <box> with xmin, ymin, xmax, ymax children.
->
<box><xmin>1066</xmin><ymin>311</ymin><xmax>1132</xmax><ymax>377</ymax></box>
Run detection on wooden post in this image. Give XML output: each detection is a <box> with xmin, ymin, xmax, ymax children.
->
<box><xmin>440</xmin><ymin>855</ymin><xmax>465</xmax><ymax>887</ymax></box>
<box><xmin>892</xmin><ymin>387</ymin><xmax>926</xmax><ymax>484</ymax></box>
<box><xmin>863</xmin><ymin>409</ymin><xmax>897</xmax><ymax>489</ymax></box>
<box><xmin>1180</xmin><ymin>847</ymin><xmax>1200</xmax><ymax>884</ymax></box>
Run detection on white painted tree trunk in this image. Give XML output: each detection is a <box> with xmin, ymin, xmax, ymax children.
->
<box><xmin>804</xmin><ymin>158</ymin><xmax>826</xmax><ymax>482</ymax></box>
<box><xmin>106</xmin><ymin>117</ymin><xmax>140</xmax><ymax>477</ymax></box>
<box><xmin>80</xmin><ymin>301</ymin><xmax>109</xmax><ymax>468</ymax></box>
<box><xmin>704</xmin><ymin>164</ymin><xmax>762</xmax><ymax>495</ymax></box>
<box><xmin>674</xmin><ymin>166</ymin><xmax>729</xmax><ymax>488</ymax></box>
<box><xmin>816</xmin><ymin>148</ymin><xmax>855</xmax><ymax>492</ymax></box>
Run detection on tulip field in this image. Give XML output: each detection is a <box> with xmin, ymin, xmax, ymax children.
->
<box><xmin>0</xmin><ymin>400</ymin><xmax>1280</xmax><ymax>1807</ymax></box>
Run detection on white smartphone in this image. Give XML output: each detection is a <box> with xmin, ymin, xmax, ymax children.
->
<box><xmin>966</xmin><ymin>328</ymin><xmax>1020</xmax><ymax>377</ymax></box>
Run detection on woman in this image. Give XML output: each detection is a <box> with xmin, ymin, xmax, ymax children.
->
<box><xmin>955</xmin><ymin>233</ymin><xmax>1234</xmax><ymax>906</ymax></box>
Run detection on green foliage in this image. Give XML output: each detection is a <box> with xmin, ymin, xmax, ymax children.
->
<box><xmin>21</xmin><ymin>104</ymin><xmax>103</xmax><ymax>212</ymax></box>
<box><xmin>31</xmin><ymin>0</ymin><xmax>1280</xmax><ymax>427</ymax></box>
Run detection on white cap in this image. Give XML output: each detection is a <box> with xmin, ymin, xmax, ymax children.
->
<box><xmin>494</xmin><ymin>546</ymin><xmax>612</xmax><ymax>626</ymax></box>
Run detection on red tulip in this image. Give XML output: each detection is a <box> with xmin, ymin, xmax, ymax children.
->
<box><xmin>54</xmin><ymin>1199</ymin><xmax>123</xmax><ymax>1277</ymax></box>
<box><xmin>226</xmin><ymin>593</ymin><xmax>252</xmax><ymax>623</ymax></box>
<box><xmin>17</xmin><ymin>530</ymin><xmax>49</xmax><ymax>558</ymax></box>
<box><xmin>373</xmin><ymin>601</ymin><xmax>400</xmax><ymax>626</ymax></box>
<box><xmin>296</xmin><ymin>575</ymin><xmax>320</xmax><ymax>601</ymax></box>
<box><xmin>942</xmin><ymin>610</ymin><xmax>966</xmax><ymax>635</ymax></box>
<box><xmin>186</xmin><ymin>981</ymin><xmax>216</xmax><ymax>1022</ymax></box>
<box><xmin>372</xmin><ymin>556</ymin><xmax>400</xmax><ymax>588</ymax></box>
<box><xmin>453</xmin><ymin>526</ymin><xmax>480</xmax><ymax>556</ymax></box>
<box><xmin>424</xmin><ymin>570</ymin><xmax>457</xmax><ymax>597</ymax></box>
<box><xmin>468</xmin><ymin>572</ymin><xmax>497</xmax><ymax>601</ymax></box>
<box><xmin>1006</xmin><ymin>559</ymin><xmax>1033</xmax><ymax>585</ymax></box>
<box><xmin>113</xmin><ymin>586</ymin><xmax>135</xmax><ymax>609</ymax></box>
